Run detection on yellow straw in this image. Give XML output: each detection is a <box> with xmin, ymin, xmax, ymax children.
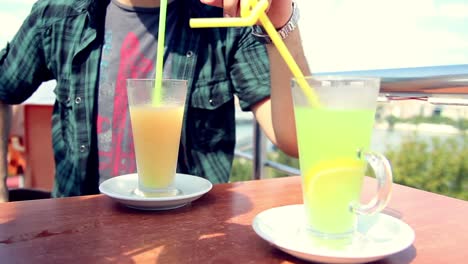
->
<box><xmin>153</xmin><ymin>0</ymin><xmax>169</xmax><ymax>106</ymax></box>
<box><xmin>190</xmin><ymin>0</ymin><xmax>320</xmax><ymax>107</ymax></box>
<box><xmin>257</xmin><ymin>14</ymin><xmax>319</xmax><ymax>107</ymax></box>
<box><xmin>189</xmin><ymin>0</ymin><xmax>269</xmax><ymax>27</ymax></box>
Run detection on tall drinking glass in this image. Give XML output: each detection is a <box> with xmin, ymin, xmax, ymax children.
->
<box><xmin>127</xmin><ymin>79</ymin><xmax>187</xmax><ymax>197</ymax></box>
<box><xmin>292</xmin><ymin>76</ymin><xmax>392</xmax><ymax>239</ymax></box>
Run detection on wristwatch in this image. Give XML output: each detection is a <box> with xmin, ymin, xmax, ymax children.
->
<box><xmin>252</xmin><ymin>1</ymin><xmax>300</xmax><ymax>44</ymax></box>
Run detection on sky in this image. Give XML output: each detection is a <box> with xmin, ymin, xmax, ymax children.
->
<box><xmin>296</xmin><ymin>0</ymin><xmax>468</xmax><ymax>71</ymax></box>
<box><xmin>1</xmin><ymin>0</ymin><xmax>467</xmax><ymax>72</ymax></box>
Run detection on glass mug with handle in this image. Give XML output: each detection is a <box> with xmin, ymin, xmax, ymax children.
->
<box><xmin>292</xmin><ymin>76</ymin><xmax>392</xmax><ymax>239</ymax></box>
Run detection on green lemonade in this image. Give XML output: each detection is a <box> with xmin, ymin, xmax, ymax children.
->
<box><xmin>295</xmin><ymin>107</ymin><xmax>375</xmax><ymax>235</ymax></box>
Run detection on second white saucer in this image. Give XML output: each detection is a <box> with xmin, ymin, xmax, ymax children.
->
<box><xmin>252</xmin><ymin>204</ymin><xmax>415</xmax><ymax>264</ymax></box>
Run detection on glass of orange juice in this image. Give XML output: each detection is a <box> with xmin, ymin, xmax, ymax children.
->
<box><xmin>292</xmin><ymin>76</ymin><xmax>393</xmax><ymax>241</ymax></box>
<box><xmin>127</xmin><ymin>79</ymin><xmax>187</xmax><ymax>197</ymax></box>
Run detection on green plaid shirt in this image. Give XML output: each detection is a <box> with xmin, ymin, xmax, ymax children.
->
<box><xmin>0</xmin><ymin>0</ymin><xmax>271</xmax><ymax>197</ymax></box>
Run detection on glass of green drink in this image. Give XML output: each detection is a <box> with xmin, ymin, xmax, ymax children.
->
<box><xmin>292</xmin><ymin>76</ymin><xmax>392</xmax><ymax>240</ymax></box>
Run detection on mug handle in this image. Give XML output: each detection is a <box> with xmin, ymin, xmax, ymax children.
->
<box><xmin>351</xmin><ymin>151</ymin><xmax>393</xmax><ymax>215</ymax></box>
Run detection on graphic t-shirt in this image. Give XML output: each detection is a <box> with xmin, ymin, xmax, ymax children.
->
<box><xmin>97</xmin><ymin>0</ymin><xmax>177</xmax><ymax>183</ymax></box>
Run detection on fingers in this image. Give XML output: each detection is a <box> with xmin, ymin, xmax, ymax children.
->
<box><xmin>199</xmin><ymin>0</ymin><xmax>222</xmax><ymax>7</ymax></box>
<box><xmin>200</xmin><ymin>0</ymin><xmax>241</xmax><ymax>17</ymax></box>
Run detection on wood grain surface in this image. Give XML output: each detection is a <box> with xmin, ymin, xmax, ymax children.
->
<box><xmin>1</xmin><ymin>176</ymin><xmax>467</xmax><ymax>263</ymax></box>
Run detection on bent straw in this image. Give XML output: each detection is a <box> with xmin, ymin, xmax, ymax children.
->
<box><xmin>190</xmin><ymin>0</ymin><xmax>320</xmax><ymax>107</ymax></box>
<box><xmin>153</xmin><ymin>0</ymin><xmax>169</xmax><ymax>106</ymax></box>
<box><xmin>190</xmin><ymin>0</ymin><xmax>269</xmax><ymax>27</ymax></box>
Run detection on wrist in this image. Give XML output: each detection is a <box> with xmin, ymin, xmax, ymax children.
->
<box><xmin>252</xmin><ymin>1</ymin><xmax>299</xmax><ymax>44</ymax></box>
<box><xmin>267</xmin><ymin>0</ymin><xmax>294</xmax><ymax>29</ymax></box>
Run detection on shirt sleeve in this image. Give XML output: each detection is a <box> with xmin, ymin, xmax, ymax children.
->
<box><xmin>0</xmin><ymin>2</ymin><xmax>53</xmax><ymax>104</ymax></box>
<box><xmin>228</xmin><ymin>27</ymin><xmax>271</xmax><ymax>112</ymax></box>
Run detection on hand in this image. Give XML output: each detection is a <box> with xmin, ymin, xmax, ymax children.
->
<box><xmin>200</xmin><ymin>0</ymin><xmax>293</xmax><ymax>28</ymax></box>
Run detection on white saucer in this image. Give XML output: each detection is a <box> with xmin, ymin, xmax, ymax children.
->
<box><xmin>252</xmin><ymin>204</ymin><xmax>415</xmax><ymax>264</ymax></box>
<box><xmin>99</xmin><ymin>173</ymin><xmax>213</xmax><ymax>210</ymax></box>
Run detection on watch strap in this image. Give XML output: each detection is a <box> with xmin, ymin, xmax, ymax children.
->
<box><xmin>252</xmin><ymin>2</ymin><xmax>299</xmax><ymax>44</ymax></box>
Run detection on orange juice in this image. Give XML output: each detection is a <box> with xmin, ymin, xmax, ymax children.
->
<box><xmin>129</xmin><ymin>105</ymin><xmax>184</xmax><ymax>190</ymax></box>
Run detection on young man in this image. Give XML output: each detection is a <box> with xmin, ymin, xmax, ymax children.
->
<box><xmin>0</xmin><ymin>0</ymin><xmax>309</xmax><ymax>201</ymax></box>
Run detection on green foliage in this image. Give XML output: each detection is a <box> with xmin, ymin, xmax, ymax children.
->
<box><xmin>229</xmin><ymin>151</ymin><xmax>299</xmax><ymax>182</ymax></box>
<box><xmin>386</xmin><ymin>114</ymin><xmax>468</xmax><ymax>131</ymax></box>
<box><xmin>230</xmin><ymin>157</ymin><xmax>253</xmax><ymax>182</ymax></box>
<box><xmin>386</xmin><ymin>115</ymin><xmax>398</xmax><ymax>130</ymax></box>
<box><xmin>266</xmin><ymin>151</ymin><xmax>299</xmax><ymax>178</ymax></box>
<box><xmin>457</xmin><ymin>119</ymin><xmax>468</xmax><ymax>131</ymax></box>
<box><xmin>231</xmin><ymin>134</ymin><xmax>468</xmax><ymax>201</ymax></box>
<box><xmin>385</xmin><ymin>135</ymin><xmax>468</xmax><ymax>200</ymax></box>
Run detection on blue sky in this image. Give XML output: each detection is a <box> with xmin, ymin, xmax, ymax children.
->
<box><xmin>1</xmin><ymin>0</ymin><xmax>467</xmax><ymax>72</ymax></box>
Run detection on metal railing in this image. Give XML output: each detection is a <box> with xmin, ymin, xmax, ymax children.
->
<box><xmin>234</xmin><ymin>122</ymin><xmax>301</xmax><ymax>180</ymax></box>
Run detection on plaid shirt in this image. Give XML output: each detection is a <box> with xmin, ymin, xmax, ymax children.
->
<box><xmin>0</xmin><ymin>0</ymin><xmax>271</xmax><ymax>197</ymax></box>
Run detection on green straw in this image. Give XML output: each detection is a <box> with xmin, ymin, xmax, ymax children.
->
<box><xmin>153</xmin><ymin>0</ymin><xmax>168</xmax><ymax>106</ymax></box>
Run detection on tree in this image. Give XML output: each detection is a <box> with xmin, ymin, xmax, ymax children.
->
<box><xmin>385</xmin><ymin>134</ymin><xmax>468</xmax><ymax>200</ymax></box>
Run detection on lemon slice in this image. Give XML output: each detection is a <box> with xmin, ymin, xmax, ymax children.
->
<box><xmin>302</xmin><ymin>158</ymin><xmax>367</xmax><ymax>233</ymax></box>
<box><xmin>303</xmin><ymin>158</ymin><xmax>365</xmax><ymax>190</ymax></box>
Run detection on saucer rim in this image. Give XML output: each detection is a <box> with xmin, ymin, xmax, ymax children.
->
<box><xmin>252</xmin><ymin>204</ymin><xmax>415</xmax><ymax>263</ymax></box>
<box><xmin>99</xmin><ymin>173</ymin><xmax>213</xmax><ymax>202</ymax></box>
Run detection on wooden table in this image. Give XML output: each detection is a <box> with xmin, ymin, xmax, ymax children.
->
<box><xmin>1</xmin><ymin>176</ymin><xmax>467</xmax><ymax>263</ymax></box>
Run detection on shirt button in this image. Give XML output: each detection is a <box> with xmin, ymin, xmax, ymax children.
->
<box><xmin>75</xmin><ymin>97</ymin><xmax>82</xmax><ymax>104</ymax></box>
<box><xmin>186</xmin><ymin>51</ymin><xmax>194</xmax><ymax>58</ymax></box>
<box><xmin>209</xmin><ymin>99</ymin><xmax>214</xmax><ymax>105</ymax></box>
<box><xmin>79</xmin><ymin>145</ymin><xmax>87</xmax><ymax>153</ymax></box>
